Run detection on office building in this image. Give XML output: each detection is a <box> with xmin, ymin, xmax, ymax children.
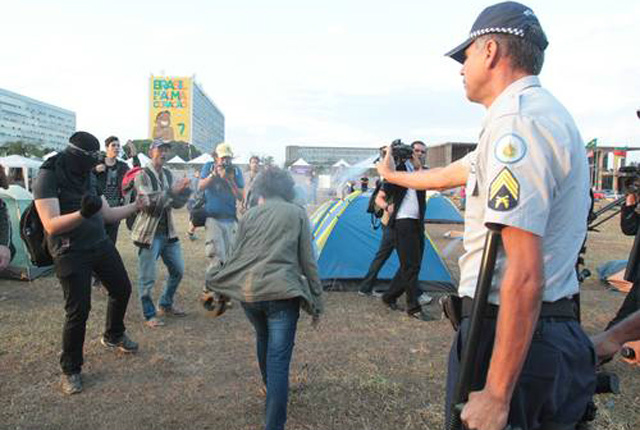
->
<box><xmin>0</xmin><ymin>87</ymin><xmax>76</xmax><ymax>150</ymax></box>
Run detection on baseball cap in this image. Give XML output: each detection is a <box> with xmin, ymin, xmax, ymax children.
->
<box><xmin>445</xmin><ymin>1</ymin><xmax>548</xmax><ymax>64</ymax></box>
<box><xmin>150</xmin><ymin>139</ymin><xmax>171</xmax><ymax>150</ymax></box>
<box><xmin>216</xmin><ymin>143</ymin><xmax>234</xmax><ymax>158</ymax></box>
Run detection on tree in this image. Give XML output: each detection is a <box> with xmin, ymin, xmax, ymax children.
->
<box><xmin>0</xmin><ymin>141</ymin><xmax>57</xmax><ymax>158</ymax></box>
<box><xmin>129</xmin><ymin>139</ymin><xmax>201</xmax><ymax>161</ymax></box>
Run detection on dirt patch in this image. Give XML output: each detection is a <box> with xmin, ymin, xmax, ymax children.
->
<box><xmin>0</xmin><ymin>206</ymin><xmax>638</xmax><ymax>429</ymax></box>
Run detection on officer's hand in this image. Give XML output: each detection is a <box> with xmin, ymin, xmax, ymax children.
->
<box><xmin>80</xmin><ymin>194</ymin><xmax>103</xmax><ymax>218</ymax></box>
<box><xmin>0</xmin><ymin>245</ymin><xmax>11</xmax><ymax>270</ymax></box>
<box><xmin>95</xmin><ymin>164</ymin><xmax>106</xmax><ymax>173</ymax></box>
<box><xmin>460</xmin><ymin>389</ymin><xmax>509</xmax><ymax>430</ymax></box>
<box><xmin>591</xmin><ymin>330</ymin><xmax>623</xmax><ymax>365</ymax></box>
<box><xmin>377</xmin><ymin>145</ymin><xmax>397</xmax><ymax>178</ymax></box>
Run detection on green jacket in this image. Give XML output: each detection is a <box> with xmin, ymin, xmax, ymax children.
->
<box><xmin>205</xmin><ymin>197</ymin><xmax>324</xmax><ymax>316</ymax></box>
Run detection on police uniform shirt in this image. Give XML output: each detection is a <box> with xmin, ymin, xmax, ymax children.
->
<box><xmin>457</xmin><ymin>76</ymin><xmax>590</xmax><ymax>305</ymax></box>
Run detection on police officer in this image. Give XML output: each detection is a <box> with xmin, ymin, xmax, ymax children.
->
<box><xmin>378</xmin><ymin>2</ymin><xmax>595</xmax><ymax>429</ymax></box>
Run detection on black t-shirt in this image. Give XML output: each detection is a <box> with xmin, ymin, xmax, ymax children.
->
<box><xmin>32</xmin><ymin>168</ymin><xmax>107</xmax><ymax>257</ymax></box>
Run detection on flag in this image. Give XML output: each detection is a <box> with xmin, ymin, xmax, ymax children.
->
<box><xmin>585</xmin><ymin>138</ymin><xmax>598</xmax><ymax>149</ymax></box>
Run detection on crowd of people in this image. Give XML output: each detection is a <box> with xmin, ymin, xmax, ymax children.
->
<box><xmin>6</xmin><ymin>2</ymin><xmax>638</xmax><ymax>430</ymax></box>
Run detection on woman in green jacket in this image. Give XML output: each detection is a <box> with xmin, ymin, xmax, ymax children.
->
<box><xmin>204</xmin><ymin>166</ymin><xmax>323</xmax><ymax>430</ymax></box>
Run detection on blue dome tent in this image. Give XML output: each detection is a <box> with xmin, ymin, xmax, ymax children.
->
<box><xmin>425</xmin><ymin>192</ymin><xmax>464</xmax><ymax>224</ymax></box>
<box><xmin>310</xmin><ymin>191</ymin><xmax>455</xmax><ymax>293</ymax></box>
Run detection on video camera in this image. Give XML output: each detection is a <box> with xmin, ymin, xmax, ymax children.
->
<box><xmin>618</xmin><ymin>165</ymin><xmax>640</xmax><ymax>194</ymax></box>
<box><xmin>378</xmin><ymin>139</ymin><xmax>414</xmax><ymax>167</ymax></box>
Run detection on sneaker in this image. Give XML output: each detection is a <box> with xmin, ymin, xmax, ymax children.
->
<box><xmin>157</xmin><ymin>305</ymin><xmax>187</xmax><ymax>317</ymax></box>
<box><xmin>144</xmin><ymin>317</ymin><xmax>165</xmax><ymax>328</ymax></box>
<box><xmin>372</xmin><ymin>290</ymin><xmax>384</xmax><ymax>298</ymax></box>
<box><xmin>382</xmin><ymin>300</ymin><xmax>403</xmax><ymax>312</ymax></box>
<box><xmin>101</xmin><ymin>334</ymin><xmax>139</xmax><ymax>353</ymax></box>
<box><xmin>418</xmin><ymin>293</ymin><xmax>433</xmax><ymax>306</ymax></box>
<box><xmin>408</xmin><ymin>311</ymin><xmax>439</xmax><ymax>322</ymax></box>
<box><xmin>357</xmin><ymin>290</ymin><xmax>372</xmax><ymax>297</ymax></box>
<box><xmin>61</xmin><ymin>373</ymin><xmax>82</xmax><ymax>395</ymax></box>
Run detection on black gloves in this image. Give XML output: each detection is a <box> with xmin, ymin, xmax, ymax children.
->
<box><xmin>80</xmin><ymin>194</ymin><xmax>103</xmax><ymax>218</ymax></box>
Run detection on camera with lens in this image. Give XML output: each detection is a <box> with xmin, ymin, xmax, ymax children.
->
<box><xmin>618</xmin><ymin>165</ymin><xmax>640</xmax><ymax>195</ymax></box>
<box><xmin>379</xmin><ymin>139</ymin><xmax>414</xmax><ymax>167</ymax></box>
<box><xmin>220</xmin><ymin>157</ymin><xmax>235</xmax><ymax>175</ymax></box>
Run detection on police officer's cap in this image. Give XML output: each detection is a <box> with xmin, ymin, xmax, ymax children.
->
<box><xmin>445</xmin><ymin>1</ymin><xmax>549</xmax><ymax>64</ymax></box>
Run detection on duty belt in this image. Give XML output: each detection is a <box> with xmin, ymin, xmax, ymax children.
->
<box><xmin>461</xmin><ymin>297</ymin><xmax>578</xmax><ymax>320</ymax></box>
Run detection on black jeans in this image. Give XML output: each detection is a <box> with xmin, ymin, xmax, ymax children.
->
<box><xmin>105</xmin><ymin>221</ymin><xmax>121</xmax><ymax>245</ymax></box>
<box><xmin>382</xmin><ymin>218</ymin><xmax>424</xmax><ymax>312</ymax></box>
<box><xmin>606</xmin><ymin>277</ymin><xmax>640</xmax><ymax>330</ymax></box>
<box><xmin>55</xmin><ymin>239</ymin><xmax>132</xmax><ymax>375</ymax></box>
<box><xmin>359</xmin><ymin>225</ymin><xmax>395</xmax><ymax>293</ymax></box>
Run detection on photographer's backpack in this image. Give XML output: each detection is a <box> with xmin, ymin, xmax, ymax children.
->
<box><xmin>366</xmin><ymin>180</ymin><xmax>386</xmax><ymax>229</ymax></box>
<box><xmin>20</xmin><ymin>201</ymin><xmax>53</xmax><ymax>267</ymax></box>
<box><xmin>122</xmin><ymin>166</ymin><xmax>172</xmax><ymax>230</ymax></box>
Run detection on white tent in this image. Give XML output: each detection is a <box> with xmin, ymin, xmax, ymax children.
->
<box><xmin>0</xmin><ymin>155</ymin><xmax>43</xmax><ymax>191</ymax></box>
<box><xmin>332</xmin><ymin>159</ymin><xmax>351</xmax><ymax>168</ymax></box>
<box><xmin>167</xmin><ymin>155</ymin><xmax>187</xmax><ymax>165</ymax></box>
<box><xmin>0</xmin><ymin>155</ymin><xmax>43</xmax><ymax>169</ymax></box>
<box><xmin>291</xmin><ymin>158</ymin><xmax>310</xmax><ymax>167</ymax></box>
<box><xmin>188</xmin><ymin>153</ymin><xmax>214</xmax><ymax>164</ymax></box>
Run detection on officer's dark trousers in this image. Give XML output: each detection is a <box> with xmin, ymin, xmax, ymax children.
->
<box><xmin>445</xmin><ymin>317</ymin><xmax>596</xmax><ymax>430</ymax></box>
<box><xmin>382</xmin><ymin>218</ymin><xmax>424</xmax><ymax>312</ymax></box>
<box><xmin>55</xmin><ymin>239</ymin><xmax>132</xmax><ymax>375</ymax></box>
<box><xmin>606</xmin><ymin>277</ymin><xmax>640</xmax><ymax>330</ymax></box>
<box><xmin>359</xmin><ymin>225</ymin><xmax>395</xmax><ymax>293</ymax></box>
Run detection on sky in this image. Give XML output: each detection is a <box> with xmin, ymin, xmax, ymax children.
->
<box><xmin>1</xmin><ymin>0</ymin><xmax>639</xmax><ymax>163</ymax></box>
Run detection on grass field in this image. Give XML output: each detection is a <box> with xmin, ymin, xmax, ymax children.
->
<box><xmin>0</xmin><ymin>204</ymin><xmax>639</xmax><ymax>430</ymax></box>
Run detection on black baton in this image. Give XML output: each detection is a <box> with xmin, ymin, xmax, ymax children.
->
<box><xmin>447</xmin><ymin>228</ymin><xmax>502</xmax><ymax>430</ymax></box>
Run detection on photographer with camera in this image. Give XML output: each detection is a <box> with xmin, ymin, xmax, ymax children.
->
<box><xmin>605</xmin><ymin>178</ymin><xmax>640</xmax><ymax>330</ymax></box>
<box><xmin>198</xmin><ymin>143</ymin><xmax>244</xmax><ymax>273</ymax></box>
<box><xmin>376</xmin><ymin>140</ymin><xmax>428</xmax><ymax>320</ymax></box>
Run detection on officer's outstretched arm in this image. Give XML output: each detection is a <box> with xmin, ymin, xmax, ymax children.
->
<box><xmin>377</xmin><ymin>145</ymin><xmax>469</xmax><ymax>190</ymax></box>
<box><xmin>461</xmin><ymin>226</ymin><xmax>543</xmax><ymax>430</ymax></box>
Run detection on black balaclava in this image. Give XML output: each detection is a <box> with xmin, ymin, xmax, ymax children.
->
<box><xmin>66</xmin><ymin>131</ymin><xmax>101</xmax><ymax>175</ymax></box>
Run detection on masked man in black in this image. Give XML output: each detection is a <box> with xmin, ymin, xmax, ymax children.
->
<box><xmin>33</xmin><ymin>132</ymin><xmax>147</xmax><ymax>395</ymax></box>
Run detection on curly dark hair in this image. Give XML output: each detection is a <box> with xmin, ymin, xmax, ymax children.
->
<box><xmin>252</xmin><ymin>166</ymin><xmax>295</xmax><ymax>202</ymax></box>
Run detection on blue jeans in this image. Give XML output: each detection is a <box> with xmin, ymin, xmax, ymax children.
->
<box><xmin>137</xmin><ymin>233</ymin><xmax>185</xmax><ymax>320</ymax></box>
<box><xmin>242</xmin><ymin>298</ymin><xmax>300</xmax><ymax>430</ymax></box>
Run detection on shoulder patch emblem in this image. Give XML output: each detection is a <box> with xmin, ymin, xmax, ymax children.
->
<box><xmin>494</xmin><ymin>133</ymin><xmax>527</xmax><ymax>164</ymax></box>
<box><xmin>488</xmin><ymin>167</ymin><xmax>519</xmax><ymax>211</ymax></box>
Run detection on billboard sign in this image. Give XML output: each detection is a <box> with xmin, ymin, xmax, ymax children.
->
<box><xmin>149</xmin><ymin>76</ymin><xmax>192</xmax><ymax>143</ymax></box>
